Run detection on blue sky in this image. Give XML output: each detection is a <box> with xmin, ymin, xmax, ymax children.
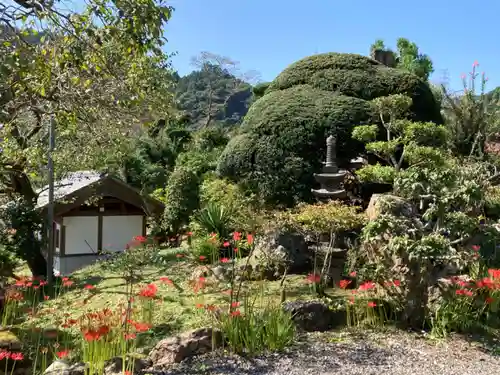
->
<box><xmin>165</xmin><ymin>0</ymin><xmax>500</xmax><ymax>92</ymax></box>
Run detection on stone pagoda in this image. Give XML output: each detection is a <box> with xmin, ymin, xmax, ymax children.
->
<box><xmin>311</xmin><ymin>135</ymin><xmax>347</xmax><ymax>201</ymax></box>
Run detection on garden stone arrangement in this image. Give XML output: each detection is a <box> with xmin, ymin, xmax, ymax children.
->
<box><xmin>2</xmin><ymin>3</ymin><xmax>500</xmax><ymax>373</ymax></box>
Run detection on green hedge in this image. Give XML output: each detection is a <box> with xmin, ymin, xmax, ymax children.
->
<box><xmin>217</xmin><ymin>53</ymin><xmax>443</xmax><ymax>206</ymax></box>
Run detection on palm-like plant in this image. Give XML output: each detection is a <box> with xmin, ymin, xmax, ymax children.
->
<box><xmin>195</xmin><ymin>202</ymin><xmax>233</xmax><ymax>239</ymax></box>
<box><xmin>440</xmin><ymin>63</ymin><xmax>500</xmax><ymax>159</ymax></box>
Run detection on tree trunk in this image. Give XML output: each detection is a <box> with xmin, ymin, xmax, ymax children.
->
<box><xmin>6</xmin><ymin>170</ymin><xmax>50</xmax><ymax>279</ymax></box>
<box><xmin>401</xmin><ymin>260</ymin><xmax>429</xmax><ymax>329</ymax></box>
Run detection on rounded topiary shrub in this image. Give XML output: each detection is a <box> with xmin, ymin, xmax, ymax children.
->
<box><xmin>217</xmin><ymin>52</ymin><xmax>443</xmax><ymax>206</ymax></box>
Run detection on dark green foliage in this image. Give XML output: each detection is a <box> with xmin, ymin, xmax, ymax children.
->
<box><xmin>253</xmin><ymin>82</ymin><xmax>271</xmax><ymax>99</ymax></box>
<box><xmin>175</xmin><ymin>63</ymin><xmax>253</xmax><ymax>128</ymax></box>
<box><xmin>219</xmin><ymin>85</ymin><xmax>374</xmax><ymax>206</ymax></box>
<box><xmin>218</xmin><ymin>53</ymin><xmax>442</xmax><ymax>206</ymax></box>
<box><xmin>194</xmin><ymin>202</ymin><xmax>233</xmax><ymax>239</ymax></box>
<box><xmin>163</xmin><ymin>167</ymin><xmax>201</xmax><ymax>235</ymax></box>
<box><xmin>267</xmin><ymin>53</ymin><xmax>442</xmax><ymax>123</ymax></box>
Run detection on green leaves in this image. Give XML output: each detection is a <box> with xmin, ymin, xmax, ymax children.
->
<box><xmin>352</xmin><ymin>125</ymin><xmax>379</xmax><ymax>142</ymax></box>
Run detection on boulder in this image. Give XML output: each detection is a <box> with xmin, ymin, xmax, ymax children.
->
<box><xmin>0</xmin><ymin>330</ymin><xmax>21</xmax><ymax>351</ymax></box>
<box><xmin>44</xmin><ymin>361</ymin><xmax>87</xmax><ymax>375</ymax></box>
<box><xmin>282</xmin><ymin>300</ymin><xmax>342</xmax><ymax>332</ymax></box>
<box><xmin>104</xmin><ymin>356</ymin><xmax>151</xmax><ymax>375</ymax></box>
<box><xmin>366</xmin><ymin>194</ymin><xmax>416</xmax><ymax>221</ymax></box>
<box><xmin>249</xmin><ymin>230</ymin><xmax>311</xmax><ymax>279</ymax></box>
<box><xmin>149</xmin><ymin>327</ymin><xmax>223</xmax><ymax>368</ymax></box>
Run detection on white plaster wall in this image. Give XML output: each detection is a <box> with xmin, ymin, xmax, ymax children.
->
<box><xmin>54</xmin><ymin>254</ymin><xmax>103</xmax><ymax>276</ymax></box>
<box><xmin>63</xmin><ymin>216</ymin><xmax>99</xmax><ymax>254</ymax></box>
<box><xmin>102</xmin><ymin>215</ymin><xmax>143</xmax><ymax>252</ymax></box>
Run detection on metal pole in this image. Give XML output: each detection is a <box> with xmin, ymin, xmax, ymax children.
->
<box><xmin>46</xmin><ymin>115</ymin><xmax>55</xmax><ymax>284</ymax></box>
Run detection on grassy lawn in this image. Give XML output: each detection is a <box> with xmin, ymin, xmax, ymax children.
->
<box><xmin>8</xmin><ymin>248</ymin><xmax>318</xmax><ymax>356</ymax></box>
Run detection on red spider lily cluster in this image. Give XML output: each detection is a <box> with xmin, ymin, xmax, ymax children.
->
<box><xmin>0</xmin><ymin>350</ymin><xmax>24</xmax><ymax>361</ymax></box>
<box><xmin>449</xmin><ymin>269</ymin><xmax>500</xmax><ymax>303</ymax></box>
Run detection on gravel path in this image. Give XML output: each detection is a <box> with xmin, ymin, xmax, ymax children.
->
<box><xmin>155</xmin><ymin>329</ymin><xmax>500</xmax><ymax>375</ymax></box>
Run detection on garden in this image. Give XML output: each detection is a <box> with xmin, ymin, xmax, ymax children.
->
<box><xmin>3</xmin><ymin>1</ymin><xmax>500</xmax><ymax>374</ymax></box>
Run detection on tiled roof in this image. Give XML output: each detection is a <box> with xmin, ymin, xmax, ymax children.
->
<box><xmin>36</xmin><ymin>170</ymin><xmax>104</xmax><ymax>209</ymax></box>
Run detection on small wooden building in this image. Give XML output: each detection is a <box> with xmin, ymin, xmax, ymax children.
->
<box><xmin>36</xmin><ymin>171</ymin><xmax>164</xmax><ymax>275</ymax></box>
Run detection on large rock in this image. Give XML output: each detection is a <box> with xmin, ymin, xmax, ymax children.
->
<box><xmin>104</xmin><ymin>356</ymin><xmax>151</xmax><ymax>375</ymax></box>
<box><xmin>366</xmin><ymin>194</ymin><xmax>417</xmax><ymax>221</ymax></box>
<box><xmin>0</xmin><ymin>330</ymin><xmax>21</xmax><ymax>351</ymax></box>
<box><xmin>282</xmin><ymin>300</ymin><xmax>342</xmax><ymax>332</ymax></box>
<box><xmin>149</xmin><ymin>327</ymin><xmax>223</xmax><ymax>368</ymax></box>
<box><xmin>249</xmin><ymin>230</ymin><xmax>311</xmax><ymax>279</ymax></box>
<box><xmin>44</xmin><ymin>361</ymin><xmax>87</xmax><ymax>375</ymax></box>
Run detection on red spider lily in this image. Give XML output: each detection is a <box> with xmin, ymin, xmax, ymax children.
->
<box><xmin>338</xmin><ymin>280</ymin><xmax>351</xmax><ymax>289</ymax></box>
<box><xmin>246</xmin><ymin>234</ymin><xmax>254</xmax><ymax>245</ymax></box>
<box><xmin>26</xmin><ymin>282</ymin><xmax>33</xmax><ymax>287</ymax></box>
<box><xmin>358</xmin><ymin>281</ymin><xmax>376</xmax><ymax>291</ymax></box>
<box><xmin>367</xmin><ymin>301</ymin><xmax>377</xmax><ymax>308</ymax></box>
<box><xmin>473</xmin><ymin>60</ymin><xmax>479</xmax><ymax>67</ymax></box>
<box><xmin>0</xmin><ymin>351</ymin><xmax>10</xmax><ymax>360</ymax></box>
<box><xmin>456</xmin><ymin>289</ymin><xmax>474</xmax><ymax>297</ymax></box>
<box><xmin>124</xmin><ymin>333</ymin><xmax>136</xmax><ymax>340</ymax></box>
<box><xmin>199</xmin><ymin>255</ymin><xmax>207</xmax><ymax>261</ymax></box>
<box><xmin>63</xmin><ymin>280</ymin><xmax>74</xmax><ymax>287</ymax></box>
<box><xmin>187</xmin><ymin>232</ymin><xmax>193</xmax><ymax>237</ymax></box>
<box><xmin>205</xmin><ymin>304</ymin><xmax>217</xmax><ymax>311</ymax></box>
<box><xmin>306</xmin><ymin>273</ymin><xmax>321</xmax><ymax>284</ymax></box>
<box><xmin>348</xmin><ymin>296</ymin><xmax>355</xmax><ymax>305</ymax></box>
<box><xmin>220</xmin><ymin>258</ymin><xmax>230</xmax><ymax>263</ymax></box>
<box><xmin>486</xmin><ymin>297</ymin><xmax>494</xmax><ymax>304</ymax></box>
<box><xmin>132</xmin><ymin>322</ymin><xmax>151</xmax><ymax>332</ymax></box>
<box><xmin>138</xmin><ymin>283</ymin><xmax>158</xmax><ymax>298</ymax></box>
<box><xmin>233</xmin><ymin>232</ymin><xmax>242</xmax><ymax>241</ymax></box>
<box><xmin>10</xmin><ymin>352</ymin><xmax>23</xmax><ymax>361</ymax></box>
<box><xmin>193</xmin><ymin>277</ymin><xmax>206</xmax><ymax>293</ymax></box>
<box><xmin>98</xmin><ymin>325</ymin><xmax>110</xmax><ymax>336</ymax></box>
<box><xmin>56</xmin><ymin>350</ymin><xmax>70</xmax><ymax>359</ymax></box>
<box><xmin>384</xmin><ymin>280</ymin><xmax>401</xmax><ymax>288</ymax></box>
<box><xmin>231</xmin><ymin>301</ymin><xmax>240</xmax><ymax>308</ymax></box>
<box><xmin>230</xmin><ymin>310</ymin><xmax>241</xmax><ymax>317</ymax></box>
<box><xmin>62</xmin><ymin>277</ymin><xmax>70</xmax><ymax>282</ymax></box>
<box><xmin>349</xmin><ymin>271</ymin><xmax>357</xmax><ymax>277</ymax></box>
<box><xmin>124</xmin><ymin>371</ymin><xmax>132</xmax><ymax>375</ymax></box>
<box><xmin>476</xmin><ymin>277</ymin><xmax>495</xmax><ymax>289</ymax></box>
<box><xmin>471</xmin><ymin>245</ymin><xmax>481</xmax><ymax>252</ymax></box>
<box><xmin>84</xmin><ymin>284</ymin><xmax>95</xmax><ymax>290</ymax></box>
<box><xmin>39</xmin><ymin>281</ymin><xmax>48</xmax><ymax>287</ymax></box>
<box><xmin>133</xmin><ymin>235</ymin><xmax>147</xmax><ymax>243</ymax></box>
<box><xmin>223</xmin><ymin>241</ymin><xmax>230</xmax><ymax>247</ymax></box>
<box><xmin>159</xmin><ymin>277</ymin><xmax>173</xmax><ymax>285</ymax></box>
<box><xmin>83</xmin><ymin>330</ymin><xmax>101</xmax><ymax>342</ymax></box>
<box><xmin>234</xmin><ymin>248</ymin><xmax>238</xmax><ymax>253</ymax></box>
<box><xmin>15</xmin><ymin>279</ymin><xmax>26</xmax><ymax>287</ymax></box>
<box><xmin>488</xmin><ymin>269</ymin><xmax>500</xmax><ymax>280</ymax></box>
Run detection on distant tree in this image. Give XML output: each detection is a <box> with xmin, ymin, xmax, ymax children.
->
<box><xmin>180</xmin><ymin>52</ymin><xmax>260</xmax><ymax>128</ymax></box>
<box><xmin>370</xmin><ymin>38</ymin><xmax>434</xmax><ymax>80</ymax></box>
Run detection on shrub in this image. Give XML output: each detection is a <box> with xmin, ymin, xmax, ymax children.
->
<box><xmin>194</xmin><ymin>202</ymin><xmax>233</xmax><ymax>239</ymax></box>
<box><xmin>217</xmin><ymin>52</ymin><xmax>442</xmax><ymax>206</ymax></box>
<box><xmin>199</xmin><ymin>175</ymin><xmax>263</xmax><ymax>232</ymax></box>
<box><xmin>191</xmin><ymin>235</ymin><xmax>221</xmax><ymax>263</ymax></box>
<box><xmin>163</xmin><ymin>167</ymin><xmax>201</xmax><ymax>235</ymax></box>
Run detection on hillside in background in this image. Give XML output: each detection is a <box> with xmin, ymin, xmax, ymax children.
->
<box><xmin>175</xmin><ymin>63</ymin><xmax>253</xmax><ymax>129</ymax></box>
